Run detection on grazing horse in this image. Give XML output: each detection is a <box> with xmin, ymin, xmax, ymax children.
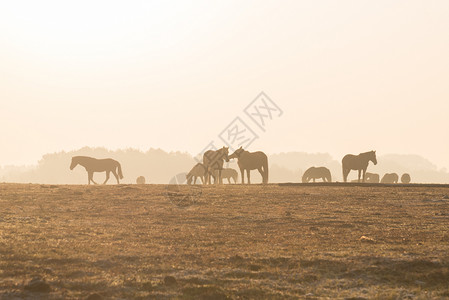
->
<box><xmin>214</xmin><ymin>168</ymin><xmax>238</xmax><ymax>184</ymax></box>
<box><xmin>302</xmin><ymin>167</ymin><xmax>332</xmax><ymax>183</ymax></box>
<box><xmin>401</xmin><ymin>173</ymin><xmax>411</xmax><ymax>184</ymax></box>
<box><xmin>186</xmin><ymin>163</ymin><xmax>208</xmax><ymax>185</ymax></box>
<box><xmin>70</xmin><ymin>156</ymin><xmax>123</xmax><ymax>185</ymax></box>
<box><xmin>342</xmin><ymin>151</ymin><xmax>377</xmax><ymax>183</ymax></box>
<box><xmin>365</xmin><ymin>172</ymin><xmax>380</xmax><ymax>183</ymax></box>
<box><xmin>203</xmin><ymin>147</ymin><xmax>229</xmax><ymax>184</ymax></box>
<box><xmin>229</xmin><ymin>147</ymin><xmax>268</xmax><ymax>184</ymax></box>
<box><xmin>381</xmin><ymin>173</ymin><xmax>399</xmax><ymax>184</ymax></box>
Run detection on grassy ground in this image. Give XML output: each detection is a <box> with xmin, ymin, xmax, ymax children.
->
<box><xmin>1</xmin><ymin>183</ymin><xmax>449</xmax><ymax>299</ymax></box>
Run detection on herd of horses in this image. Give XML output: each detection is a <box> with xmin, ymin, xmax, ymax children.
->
<box><xmin>187</xmin><ymin>146</ymin><xmax>268</xmax><ymax>185</ymax></box>
<box><xmin>70</xmin><ymin>149</ymin><xmax>410</xmax><ymax>185</ymax></box>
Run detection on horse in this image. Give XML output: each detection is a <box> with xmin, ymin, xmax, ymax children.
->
<box><xmin>70</xmin><ymin>156</ymin><xmax>123</xmax><ymax>185</ymax></box>
<box><xmin>381</xmin><ymin>173</ymin><xmax>399</xmax><ymax>184</ymax></box>
<box><xmin>186</xmin><ymin>163</ymin><xmax>208</xmax><ymax>185</ymax></box>
<box><xmin>214</xmin><ymin>168</ymin><xmax>238</xmax><ymax>184</ymax></box>
<box><xmin>203</xmin><ymin>147</ymin><xmax>229</xmax><ymax>184</ymax></box>
<box><xmin>342</xmin><ymin>151</ymin><xmax>377</xmax><ymax>183</ymax></box>
<box><xmin>365</xmin><ymin>172</ymin><xmax>380</xmax><ymax>183</ymax></box>
<box><xmin>228</xmin><ymin>147</ymin><xmax>268</xmax><ymax>184</ymax></box>
<box><xmin>401</xmin><ymin>173</ymin><xmax>411</xmax><ymax>184</ymax></box>
<box><xmin>302</xmin><ymin>167</ymin><xmax>332</xmax><ymax>183</ymax></box>
<box><xmin>136</xmin><ymin>176</ymin><xmax>146</xmax><ymax>184</ymax></box>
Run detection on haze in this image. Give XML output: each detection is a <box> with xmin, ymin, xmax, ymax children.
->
<box><xmin>1</xmin><ymin>1</ymin><xmax>448</xmax><ymax>170</ymax></box>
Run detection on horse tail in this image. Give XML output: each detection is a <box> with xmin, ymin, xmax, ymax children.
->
<box><xmin>117</xmin><ymin>162</ymin><xmax>124</xmax><ymax>179</ymax></box>
<box><xmin>262</xmin><ymin>155</ymin><xmax>269</xmax><ymax>184</ymax></box>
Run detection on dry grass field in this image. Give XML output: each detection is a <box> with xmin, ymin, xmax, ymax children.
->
<box><xmin>1</xmin><ymin>183</ymin><xmax>449</xmax><ymax>299</ymax></box>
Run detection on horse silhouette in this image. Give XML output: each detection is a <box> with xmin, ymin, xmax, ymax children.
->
<box><xmin>214</xmin><ymin>168</ymin><xmax>238</xmax><ymax>184</ymax></box>
<box><xmin>203</xmin><ymin>147</ymin><xmax>229</xmax><ymax>184</ymax></box>
<box><xmin>401</xmin><ymin>173</ymin><xmax>411</xmax><ymax>184</ymax></box>
<box><xmin>70</xmin><ymin>156</ymin><xmax>123</xmax><ymax>185</ymax></box>
<box><xmin>365</xmin><ymin>172</ymin><xmax>380</xmax><ymax>183</ymax></box>
<box><xmin>186</xmin><ymin>163</ymin><xmax>207</xmax><ymax>185</ymax></box>
<box><xmin>229</xmin><ymin>147</ymin><xmax>268</xmax><ymax>184</ymax></box>
<box><xmin>136</xmin><ymin>176</ymin><xmax>146</xmax><ymax>184</ymax></box>
<box><xmin>342</xmin><ymin>151</ymin><xmax>377</xmax><ymax>183</ymax></box>
<box><xmin>302</xmin><ymin>167</ymin><xmax>332</xmax><ymax>183</ymax></box>
<box><xmin>381</xmin><ymin>173</ymin><xmax>399</xmax><ymax>184</ymax></box>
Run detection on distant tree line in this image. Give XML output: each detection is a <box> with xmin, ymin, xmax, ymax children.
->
<box><xmin>1</xmin><ymin>147</ymin><xmax>448</xmax><ymax>184</ymax></box>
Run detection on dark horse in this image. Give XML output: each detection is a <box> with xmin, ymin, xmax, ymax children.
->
<box><xmin>342</xmin><ymin>151</ymin><xmax>377</xmax><ymax>183</ymax></box>
<box><xmin>203</xmin><ymin>147</ymin><xmax>229</xmax><ymax>184</ymax></box>
<box><xmin>229</xmin><ymin>147</ymin><xmax>268</xmax><ymax>184</ymax></box>
<box><xmin>70</xmin><ymin>156</ymin><xmax>123</xmax><ymax>185</ymax></box>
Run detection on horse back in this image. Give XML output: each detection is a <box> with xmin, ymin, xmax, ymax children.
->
<box><xmin>342</xmin><ymin>154</ymin><xmax>367</xmax><ymax>170</ymax></box>
<box><xmin>239</xmin><ymin>151</ymin><xmax>267</xmax><ymax>170</ymax></box>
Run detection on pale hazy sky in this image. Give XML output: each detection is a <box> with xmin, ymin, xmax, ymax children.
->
<box><xmin>1</xmin><ymin>1</ymin><xmax>448</xmax><ymax>169</ymax></box>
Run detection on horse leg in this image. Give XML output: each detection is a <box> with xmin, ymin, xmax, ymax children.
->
<box><xmin>88</xmin><ymin>171</ymin><xmax>97</xmax><ymax>185</ymax></box>
<box><xmin>247</xmin><ymin>170</ymin><xmax>251</xmax><ymax>185</ymax></box>
<box><xmin>343</xmin><ymin>169</ymin><xmax>349</xmax><ymax>182</ymax></box>
<box><xmin>240</xmin><ymin>168</ymin><xmax>245</xmax><ymax>184</ymax></box>
<box><xmin>257</xmin><ymin>167</ymin><xmax>264</xmax><ymax>183</ymax></box>
<box><xmin>103</xmin><ymin>171</ymin><xmax>110</xmax><ymax>184</ymax></box>
<box><xmin>111</xmin><ymin>170</ymin><xmax>119</xmax><ymax>184</ymax></box>
<box><xmin>357</xmin><ymin>170</ymin><xmax>362</xmax><ymax>183</ymax></box>
<box><xmin>218</xmin><ymin>170</ymin><xmax>222</xmax><ymax>184</ymax></box>
<box><xmin>227</xmin><ymin>177</ymin><xmax>231</xmax><ymax>184</ymax></box>
<box><xmin>362</xmin><ymin>169</ymin><xmax>367</xmax><ymax>183</ymax></box>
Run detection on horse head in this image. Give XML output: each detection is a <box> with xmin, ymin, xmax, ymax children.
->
<box><xmin>186</xmin><ymin>173</ymin><xmax>193</xmax><ymax>185</ymax></box>
<box><xmin>70</xmin><ymin>157</ymin><xmax>78</xmax><ymax>170</ymax></box>
<box><xmin>221</xmin><ymin>146</ymin><xmax>230</xmax><ymax>162</ymax></box>
<box><xmin>229</xmin><ymin>146</ymin><xmax>244</xmax><ymax>160</ymax></box>
<box><xmin>370</xmin><ymin>151</ymin><xmax>377</xmax><ymax>165</ymax></box>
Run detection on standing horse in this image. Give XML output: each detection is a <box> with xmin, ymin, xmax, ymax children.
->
<box><xmin>70</xmin><ymin>156</ymin><xmax>123</xmax><ymax>185</ymax></box>
<box><xmin>203</xmin><ymin>147</ymin><xmax>229</xmax><ymax>184</ymax></box>
<box><xmin>229</xmin><ymin>147</ymin><xmax>268</xmax><ymax>184</ymax></box>
<box><xmin>342</xmin><ymin>151</ymin><xmax>377</xmax><ymax>183</ymax></box>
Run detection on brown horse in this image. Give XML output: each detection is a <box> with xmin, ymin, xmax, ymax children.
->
<box><xmin>302</xmin><ymin>167</ymin><xmax>332</xmax><ymax>183</ymax></box>
<box><xmin>229</xmin><ymin>147</ymin><xmax>268</xmax><ymax>184</ymax></box>
<box><xmin>186</xmin><ymin>163</ymin><xmax>208</xmax><ymax>185</ymax></box>
<box><xmin>342</xmin><ymin>151</ymin><xmax>377</xmax><ymax>182</ymax></box>
<box><xmin>70</xmin><ymin>156</ymin><xmax>123</xmax><ymax>185</ymax></box>
<box><xmin>365</xmin><ymin>172</ymin><xmax>380</xmax><ymax>183</ymax></box>
<box><xmin>401</xmin><ymin>173</ymin><xmax>411</xmax><ymax>184</ymax></box>
<box><xmin>381</xmin><ymin>173</ymin><xmax>399</xmax><ymax>184</ymax></box>
<box><xmin>214</xmin><ymin>168</ymin><xmax>238</xmax><ymax>184</ymax></box>
<box><xmin>203</xmin><ymin>147</ymin><xmax>229</xmax><ymax>184</ymax></box>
